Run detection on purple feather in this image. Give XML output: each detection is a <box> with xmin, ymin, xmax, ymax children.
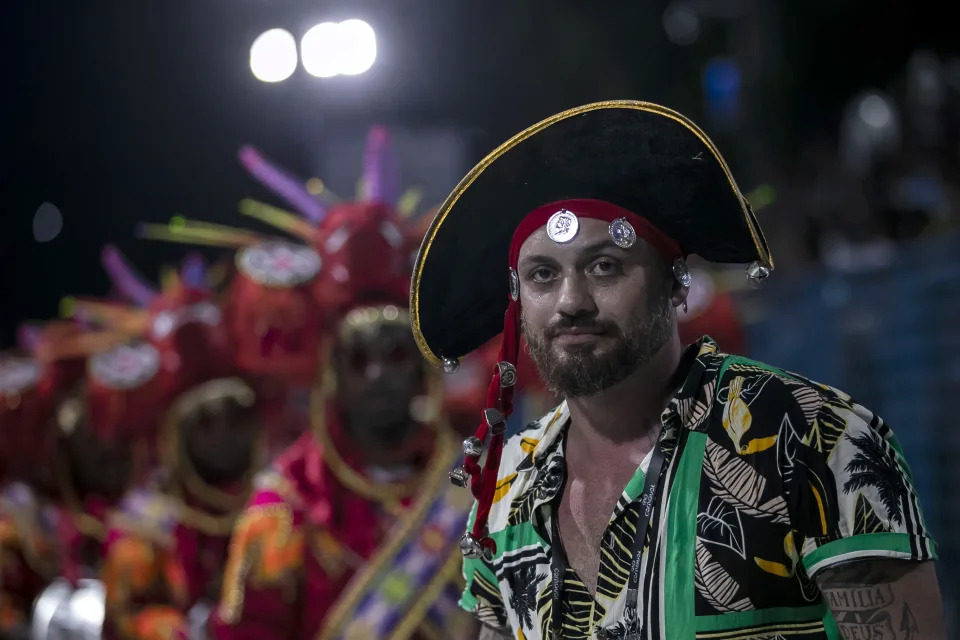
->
<box><xmin>181</xmin><ymin>253</ymin><xmax>207</xmax><ymax>289</ymax></box>
<box><xmin>238</xmin><ymin>146</ymin><xmax>327</xmax><ymax>224</ymax></box>
<box><xmin>363</xmin><ymin>126</ymin><xmax>398</xmax><ymax>206</ymax></box>
<box><xmin>100</xmin><ymin>245</ymin><xmax>158</xmax><ymax>307</ymax></box>
<box><xmin>16</xmin><ymin>324</ymin><xmax>41</xmax><ymax>352</ymax></box>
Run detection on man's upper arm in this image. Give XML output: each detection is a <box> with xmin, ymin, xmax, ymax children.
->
<box><xmin>816</xmin><ymin>559</ymin><xmax>945</xmax><ymax>640</ymax></box>
<box><xmin>781</xmin><ymin>389</ymin><xmax>937</xmax><ymax>575</ymax></box>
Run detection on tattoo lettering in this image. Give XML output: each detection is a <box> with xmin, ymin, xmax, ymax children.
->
<box><xmin>822</xmin><ymin>586</ymin><xmax>918</xmax><ymax>640</ymax></box>
<box><xmin>818</xmin><ymin>560</ymin><xmax>933</xmax><ymax>640</ymax></box>
<box><xmin>824</xmin><ymin>585</ymin><xmax>894</xmax><ymax>612</ymax></box>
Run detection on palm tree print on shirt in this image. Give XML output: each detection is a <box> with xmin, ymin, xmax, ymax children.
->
<box><xmin>508</xmin><ymin>563</ymin><xmax>546</xmax><ymax>631</ymax></box>
<box><xmin>842</xmin><ymin>431</ymin><xmax>907</xmax><ymax>526</ymax></box>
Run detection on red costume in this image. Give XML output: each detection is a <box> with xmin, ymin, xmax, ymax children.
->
<box><xmin>101</xmin><ymin>376</ymin><xmax>261</xmax><ymax>640</ymax></box>
<box><xmin>214</xmin><ymin>198</ymin><xmax>474</xmax><ymax>640</ymax></box>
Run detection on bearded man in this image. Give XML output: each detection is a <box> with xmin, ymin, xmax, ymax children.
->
<box><xmin>410</xmin><ymin>102</ymin><xmax>945</xmax><ymax>640</ymax></box>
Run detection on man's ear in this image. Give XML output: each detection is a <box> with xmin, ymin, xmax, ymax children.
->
<box><xmin>671</xmin><ymin>280</ymin><xmax>690</xmax><ymax>309</ymax></box>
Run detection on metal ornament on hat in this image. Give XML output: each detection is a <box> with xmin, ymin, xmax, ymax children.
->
<box><xmin>746</xmin><ymin>261</ymin><xmax>770</xmax><ymax>288</ymax></box>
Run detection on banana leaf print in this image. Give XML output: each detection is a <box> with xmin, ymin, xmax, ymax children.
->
<box><xmin>853</xmin><ymin>492</ymin><xmax>886</xmax><ymax>535</ymax></box>
<box><xmin>782</xmin><ymin>378</ymin><xmax>822</xmax><ymax>427</ymax></box>
<box><xmin>804</xmin><ymin>400</ymin><xmax>847</xmax><ymax>459</ymax></box>
<box><xmin>703</xmin><ymin>438</ymin><xmax>790</xmax><ymax>523</ymax></box>
<box><xmin>674</xmin><ymin>377</ymin><xmax>715</xmax><ymax>430</ymax></box>
<box><xmin>597</xmin><ymin>503</ymin><xmax>640</xmax><ymax>601</ymax></box>
<box><xmin>508</xmin><ymin>451</ymin><xmax>565</xmax><ymax>526</ymax></box>
<box><xmin>470</xmin><ymin>569</ymin><xmax>508</xmax><ymax>630</ymax></box>
<box><xmin>694</xmin><ymin>538</ymin><xmax>753</xmax><ymax>612</ymax></box>
<box><xmin>536</xmin><ymin>569</ymin><xmax>593</xmax><ymax>640</ymax></box>
<box><xmin>843</xmin><ymin>431</ymin><xmax>907</xmax><ymax>526</ymax></box>
<box><xmin>697</xmin><ymin>496</ymin><xmax>746</xmax><ymax>559</ymax></box>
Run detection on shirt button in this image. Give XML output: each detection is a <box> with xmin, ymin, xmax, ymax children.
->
<box><xmin>596</xmin><ymin>628</ymin><xmax>608</xmax><ymax>640</ymax></box>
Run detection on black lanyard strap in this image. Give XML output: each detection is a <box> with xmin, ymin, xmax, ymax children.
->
<box><xmin>549</xmin><ymin>439</ymin><xmax>667</xmax><ymax>639</ymax></box>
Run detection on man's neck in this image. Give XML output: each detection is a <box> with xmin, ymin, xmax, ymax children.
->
<box><xmin>565</xmin><ymin>334</ymin><xmax>685</xmax><ymax>464</ymax></box>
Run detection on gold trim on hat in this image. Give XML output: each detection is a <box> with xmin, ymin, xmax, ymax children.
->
<box><xmin>410</xmin><ymin>100</ymin><xmax>774</xmax><ymax>367</ymax></box>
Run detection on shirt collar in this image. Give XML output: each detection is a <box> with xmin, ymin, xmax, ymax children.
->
<box><xmin>522</xmin><ymin>335</ymin><xmax>724</xmax><ymax>486</ymax></box>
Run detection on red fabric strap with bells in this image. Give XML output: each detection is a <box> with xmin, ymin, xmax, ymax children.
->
<box><xmin>464</xmin><ymin>199</ymin><xmax>682</xmax><ymax>556</ymax></box>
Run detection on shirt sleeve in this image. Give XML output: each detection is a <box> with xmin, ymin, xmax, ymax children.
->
<box><xmin>212</xmin><ymin>493</ymin><xmax>305</xmax><ymax>640</ymax></box>
<box><xmin>783</xmin><ymin>386</ymin><xmax>937</xmax><ymax>579</ymax></box>
<box><xmin>459</xmin><ymin>505</ymin><xmax>510</xmax><ymax>633</ymax></box>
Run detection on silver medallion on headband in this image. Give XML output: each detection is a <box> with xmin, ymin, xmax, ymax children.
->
<box><xmin>508</xmin><ymin>268</ymin><xmax>520</xmax><ymax>301</ymax></box>
<box><xmin>546</xmin><ymin>209</ymin><xmax>579</xmax><ymax>243</ymax></box>
<box><xmin>608</xmin><ymin>218</ymin><xmax>637</xmax><ymax>248</ymax></box>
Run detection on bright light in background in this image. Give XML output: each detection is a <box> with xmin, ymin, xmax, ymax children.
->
<box><xmin>336</xmin><ymin>20</ymin><xmax>377</xmax><ymax>76</ymax></box>
<box><xmin>250</xmin><ymin>28</ymin><xmax>298</xmax><ymax>83</ymax></box>
<box><xmin>301</xmin><ymin>22</ymin><xmax>341</xmax><ymax>78</ymax></box>
<box><xmin>33</xmin><ymin>202</ymin><xmax>63</xmax><ymax>242</ymax></box>
<box><xmin>301</xmin><ymin>19</ymin><xmax>377</xmax><ymax>78</ymax></box>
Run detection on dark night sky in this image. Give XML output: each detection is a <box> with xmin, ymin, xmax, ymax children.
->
<box><xmin>1</xmin><ymin>0</ymin><xmax>954</xmax><ymax>346</ymax></box>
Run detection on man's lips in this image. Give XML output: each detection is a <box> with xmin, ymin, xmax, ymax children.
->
<box><xmin>550</xmin><ymin>327</ymin><xmax>606</xmax><ymax>344</ymax></box>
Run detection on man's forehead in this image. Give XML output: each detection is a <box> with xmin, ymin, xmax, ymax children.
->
<box><xmin>518</xmin><ymin>218</ymin><xmax>627</xmax><ymax>258</ymax></box>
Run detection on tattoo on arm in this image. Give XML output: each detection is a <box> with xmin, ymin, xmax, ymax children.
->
<box><xmin>478</xmin><ymin>625</ymin><xmax>513</xmax><ymax>640</ymax></box>
<box><xmin>817</xmin><ymin>560</ymin><xmax>945</xmax><ymax>640</ymax></box>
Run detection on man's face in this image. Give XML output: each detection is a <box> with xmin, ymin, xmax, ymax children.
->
<box><xmin>334</xmin><ymin>322</ymin><xmax>425</xmax><ymax>456</ymax></box>
<box><xmin>181</xmin><ymin>396</ymin><xmax>261</xmax><ymax>484</ymax></box>
<box><xmin>517</xmin><ymin>218</ymin><xmax>676</xmax><ymax>397</ymax></box>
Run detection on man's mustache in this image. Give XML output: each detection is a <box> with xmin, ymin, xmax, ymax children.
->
<box><xmin>543</xmin><ymin>316</ymin><xmax>617</xmax><ymax>339</ymax></box>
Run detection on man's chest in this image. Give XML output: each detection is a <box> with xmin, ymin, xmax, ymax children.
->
<box><xmin>556</xmin><ymin>469</ymin><xmax>638</xmax><ymax>596</ymax></box>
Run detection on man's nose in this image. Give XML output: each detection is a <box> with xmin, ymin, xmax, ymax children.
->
<box><xmin>554</xmin><ymin>274</ymin><xmax>597</xmax><ymax>318</ymax></box>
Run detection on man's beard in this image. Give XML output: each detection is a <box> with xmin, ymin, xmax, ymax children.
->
<box><xmin>523</xmin><ymin>292</ymin><xmax>674</xmax><ymax>398</ymax></box>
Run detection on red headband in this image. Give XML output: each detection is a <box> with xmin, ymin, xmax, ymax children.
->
<box><xmin>508</xmin><ymin>199</ymin><xmax>682</xmax><ymax>268</ymax></box>
<box><xmin>457</xmin><ymin>199</ymin><xmax>682</xmax><ymax>560</ymax></box>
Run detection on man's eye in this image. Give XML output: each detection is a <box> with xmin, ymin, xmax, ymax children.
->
<box><xmin>589</xmin><ymin>260</ymin><xmax>620</xmax><ymax>276</ymax></box>
<box><xmin>529</xmin><ymin>267</ymin><xmax>555</xmax><ymax>283</ymax></box>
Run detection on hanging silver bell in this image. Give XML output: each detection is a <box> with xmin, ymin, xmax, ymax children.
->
<box><xmin>459</xmin><ymin>533</ymin><xmax>493</xmax><ymax>561</ymax></box>
<box><xmin>497</xmin><ymin>362</ymin><xmax>517</xmax><ymax>388</ymax></box>
<box><xmin>672</xmin><ymin>258</ymin><xmax>693</xmax><ymax>287</ymax></box>
<box><xmin>463</xmin><ymin>436</ymin><xmax>483</xmax><ymax>457</ymax></box>
<box><xmin>449</xmin><ymin>466</ymin><xmax>470</xmax><ymax>488</ymax></box>
<box><xmin>746</xmin><ymin>261</ymin><xmax>771</xmax><ymax>288</ymax></box>
<box><xmin>484</xmin><ymin>407</ymin><xmax>507</xmax><ymax>435</ymax></box>
<box><xmin>442</xmin><ymin>357</ymin><xmax>460</xmax><ymax>374</ymax></box>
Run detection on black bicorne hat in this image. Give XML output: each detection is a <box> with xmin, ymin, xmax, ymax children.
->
<box><xmin>411</xmin><ymin>100</ymin><xmax>772</xmax><ymax>368</ymax></box>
